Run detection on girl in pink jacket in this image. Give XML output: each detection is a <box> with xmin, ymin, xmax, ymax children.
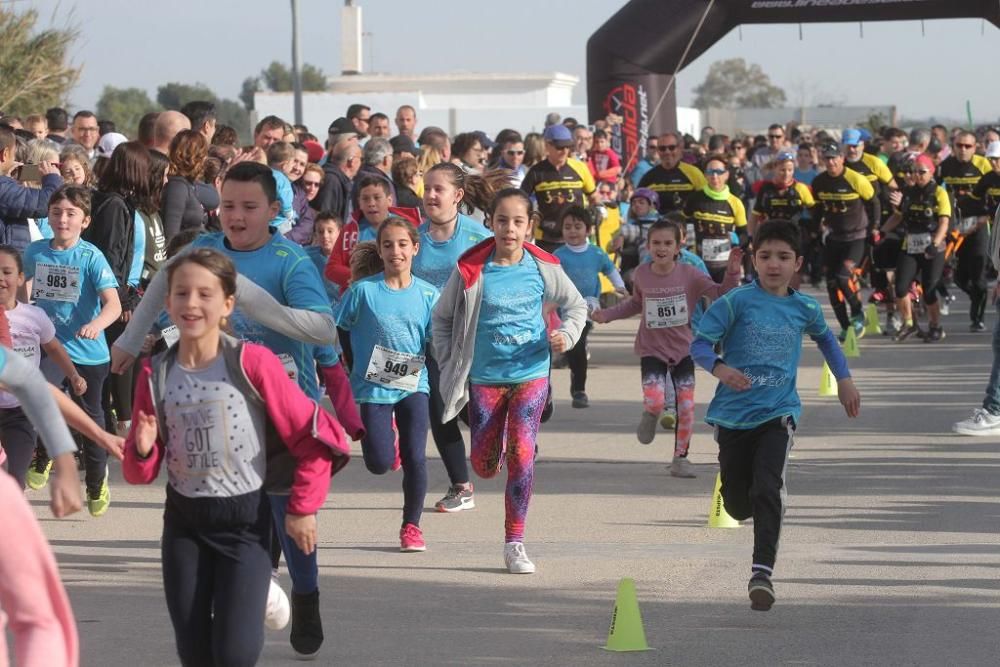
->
<box><xmin>122</xmin><ymin>248</ymin><xmax>349</xmax><ymax>667</ymax></box>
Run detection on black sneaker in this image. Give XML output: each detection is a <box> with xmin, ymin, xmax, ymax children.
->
<box><xmin>571</xmin><ymin>391</ymin><xmax>589</xmax><ymax>408</ymax></box>
<box><xmin>434</xmin><ymin>485</ymin><xmax>475</xmax><ymax>513</ymax></box>
<box><xmin>893</xmin><ymin>322</ymin><xmax>922</xmax><ymax>342</ymax></box>
<box><xmin>748</xmin><ymin>573</ymin><xmax>775</xmax><ymax>611</ymax></box>
<box><xmin>971</xmin><ymin>321</ymin><xmax>987</xmax><ymax>333</ymax></box>
<box><xmin>924</xmin><ymin>325</ymin><xmax>946</xmax><ymax>342</ymax></box>
<box><xmin>290</xmin><ymin>589</ymin><xmax>323</xmax><ymax>658</ymax></box>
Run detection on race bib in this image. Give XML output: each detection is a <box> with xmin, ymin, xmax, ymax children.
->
<box><xmin>33</xmin><ymin>263</ymin><xmax>80</xmax><ymax>303</ymax></box>
<box><xmin>161</xmin><ymin>325</ymin><xmax>179</xmax><ymax>347</ymax></box>
<box><xmin>277</xmin><ymin>353</ymin><xmax>299</xmax><ymax>382</ymax></box>
<box><xmin>685</xmin><ymin>223</ymin><xmax>696</xmax><ymax>248</ymax></box>
<box><xmin>645</xmin><ymin>294</ymin><xmax>688</xmax><ymax>329</ymax></box>
<box><xmin>906</xmin><ymin>233</ymin><xmax>932</xmax><ymax>255</ymax></box>
<box><xmin>364</xmin><ymin>344</ymin><xmax>425</xmax><ymax>392</ymax></box>
<box><xmin>701</xmin><ymin>237</ymin><xmax>731</xmax><ymax>262</ymax></box>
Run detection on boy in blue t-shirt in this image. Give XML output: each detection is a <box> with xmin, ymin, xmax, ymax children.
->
<box><xmin>691</xmin><ymin>220</ymin><xmax>860</xmax><ymax>612</ymax></box>
<box><xmin>554</xmin><ymin>206</ymin><xmax>625</xmax><ymax>408</ymax></box>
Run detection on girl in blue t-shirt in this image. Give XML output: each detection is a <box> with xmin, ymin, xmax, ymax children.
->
<box><xmin>21</xmin><ymin>185</ymin><xmax>122</xmax><ymax>517</ymax></box>
<box><xmin>432</xmin><ymin>189</ymin><xmax>588</xmax><ymax>574</ymax></box>
<box><xmin>336</xmin><ymin>217</ymin><xmax>439</xmax><ymax>553</ymax></box>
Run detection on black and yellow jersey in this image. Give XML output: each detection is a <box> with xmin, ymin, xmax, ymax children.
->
<box><xmin>684</xmin><ymin>187</ymin><xmax>747</xmax><ymax>265</ymax></box>
<box><xmin>902</xmin><ymin>182</ymin><xmax>952</xmax><ymax>235</ymax></box>
<box><xmin>938</xmin><ymin>154</ymin><xmax>989</xmax><ymax>220</ymax></box>
<box><xmin>753</xmin><ymin>181</ymin><xmax>815</xmax><ymax>222</ymax></box>
<box><xmin>972</xmin><ymin>170</ymin><xmax>1000</xmax><ymax>218</ymax></box>
<box><xmin>847</xmin><ymin>153</ymin><xmax>895</xmax><ymax>187</ymax></box>
<box><xmin>520</xmin><ymin>157</ymin><xmax>595</xmax><ymax>242</ymax></box>
<box><xmin>638</xmin><ymin>162</ymin><xmax>707</xmax><ymax>214</ymax></box>
<box><xmin>811</xmin><ymin>167</ymin><xmax>876</xmax><ymax>242</ymax></box>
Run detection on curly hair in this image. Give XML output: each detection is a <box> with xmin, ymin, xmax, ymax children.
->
<box><xmin>169</xmin><ymin>129</ymin><xmax>209</xmax><ymax>181</ymax></box>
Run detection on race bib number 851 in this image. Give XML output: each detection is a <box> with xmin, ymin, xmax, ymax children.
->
<box><xmin>645</xmin><ymin>294</ymin><xmax>688</xmax><ymax>329</ymax></box>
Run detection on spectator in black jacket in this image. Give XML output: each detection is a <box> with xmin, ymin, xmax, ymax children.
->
<box><xmin>315</xmin><ymin>141</ymin><xmax>361</xmax><ymax>222</ymax></box>
<box><xmin>391</xmin><ymin>156</ymin><xmax>424</xmax><ymax>213</ymax></box>
<box><xmin>0</xmin><ymin>125</ymin><xmax>63</xmax><ymax>250</ymax></box>
<box><xmin>161</xmin><ymin>130</ymin><xmax>217</xmax><ymax>241</ymax></box>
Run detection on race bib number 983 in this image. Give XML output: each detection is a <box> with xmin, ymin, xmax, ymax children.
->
<box><xmin>33</xmin><ymin>263</ymin><xmax>81</xmax><ymax>303</ymax></box>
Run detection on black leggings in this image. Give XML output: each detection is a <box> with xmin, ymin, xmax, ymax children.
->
<box><xmin>360</xmin><ymin>393</ymin><xmax>429</xmax><ymax>526</ymax></box>
<box><xmin>895</xmin><ymin>249</ymin><xmax>945</xmax><ymax>305</ymax></box>
<box><xmin>955</xmin><ymin>227</ymin><xmax>989</xmax><ymax>323</ymax></box>
<box><xmin>565</xmin><ymin>322</ymin><xmax>593</xmax><ymax>394</ymax></box>
<box><xmin>40</xmin><ymin>358</ymin><xmax>110</xmax><ymax>495</ymax></box>
<box><xmin>823</xmin><ymin>238</ymin><xmax>866</xmax><ymax>330</ymax></box>
<box><xmin>162</xmin><ymin>487</ymin><xmax>271</xmax><ymax>667</ymax></box>
<box><xmin>425</xmin><ymin>352</ymin><xmax>469</xmax><ymax>486</ymax></box>
<box><xmin>103</xmin><ymin>319</ymin><xmax>134</xmax><ymax>426</ymax></box>
<box><xmin>871</xmin><ymin>235</ymin><xmax>902</xmax><ymax>293</ymax></box>
<box><xmin>0</xmin><ymin>406</ymin><xmax>37</xmax><ymax>488</ymax></box>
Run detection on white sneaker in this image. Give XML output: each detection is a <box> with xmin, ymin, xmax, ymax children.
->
<box><xmin>265</xmin><ymin>576</ymin><xmax>291</xmax><ymax>630</ymax></box>
<box><xmin>953</xmin><ymin>408</ymin><xmax>1000</xmax><ymax>436</ymax></box>
<box><xmin>669</xmin><ymin>456</ymin><xmax>696</xmax><ymax>478</ymax></box>
<box><xmin>504</xmin><ymin>542</ymin><xmax>536</xmax><ymax>574</ymax></box>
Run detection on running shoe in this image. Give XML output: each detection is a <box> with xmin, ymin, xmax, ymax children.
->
<box><xmin>851</xmin><ymin>316</ymin><xmax>866</xmax><ymax>339</ymax></box>
<box><xmin>884</xmin><ymin>313</ymin><xmax>902</xmax><ymax>337</ymax></box>
<box><xmin>290</xmin><ymin>589</ymin><xmax>323</xmax><ymax>658</ymax></box>
<box><xmin>115</xmin><ymin>419</ymin><xmax>131</xmax><ymax>438</ymax></box>
<box><xmin>953</xmin><ymin>408</ymin><xmax>1000</xmax><ymax>436</ymax></box>
<box><xmin>939</xmin><ymin>301</ymin><xmax>950</xmax><ymax>316</ymax></box>
<box><xmin>971</xmin><ymin>321</ymin><xmax>987</xmax><ymax>333</ymax></box>
<box><xmin>400</xmin><ymin>523</ymin><xmax>426</xmax><ymax>552</ymax></box>
<box><xmin>659</xmin><ymin>409</ymin><xmax>677</xmax><ymax>431</ymax></box>
<box><xmin>837</xmin><ymin>329</ymin><xmax>848</xmax><ymax>343</ymax></box>
<box><xmin>504</xmin><ymin>541</ymin><xmax>536</xmax><ymax>574</ymax></box>
<box><xmin>893</xmin><ymin>322</ymin><xmax>922</xmax><ymax>342</ymax></box>
<box><xmin>637</xmin><ymin>411</ymin><xmax>657</xmax><ymax>445</ymax></box>
<box><xmin>669</xmin><ymin>456</ymin><xmax>696</xmax><ymax>478</ymax></box>
<box><xmin>265</xmin><ymin>577</ymin><xmax>291</xmax><ymax>630</ymax></box>
<box><xmin>571</xmin><ymin>391</ymin><xmax>589</xmax><ymax>408</ymax></box>
<box><xmin>87</xmin><ymin>470</ymin><xmax>110</xmax><ymax>517</ymax></box>
<box><xmin>25</xmin><ymin>457</ymin><xmax>52</xmax><ymax>490</ymax></box>
<box><xmin>748</xmin><ymin>572</ymin><xmax>775</xmax><ymax>611</ymax></box>
<box><xmin>924</xmin><ymin>326</ymin><xmax>946</xmax><ymax>342</ymax></box>
<box><xmin>435</xmin><ymin>485</ymin><xmax>475</xmax><ymax>513</ymax></box>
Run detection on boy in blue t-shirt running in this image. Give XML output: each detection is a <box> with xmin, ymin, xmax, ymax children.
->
<box><xmin>691</xmin><ymin>219</ymin><xmax>860</xmax><ymax>612</ymax></box>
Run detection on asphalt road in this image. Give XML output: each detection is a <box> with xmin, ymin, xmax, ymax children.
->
<box><xmin>25</xmin><ymin>288</ymin><xmax>1000</xmax><ymax>666</ymax></box>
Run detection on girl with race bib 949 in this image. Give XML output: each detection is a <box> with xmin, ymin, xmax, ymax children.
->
<box><xmin>336</xmin><ymin>217</ymin><xmax>439</xmax><ymax>552</ymax></box>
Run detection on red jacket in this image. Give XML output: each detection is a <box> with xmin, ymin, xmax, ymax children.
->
<box><xmin>123</xmin><ymin>339</ymin><xmax>351</xmax><ymax>515</ymax></box>
<box><xmin>324</xmin><ymin>206</ymin><xmax>422</xmax><ymax>291</ymax></box>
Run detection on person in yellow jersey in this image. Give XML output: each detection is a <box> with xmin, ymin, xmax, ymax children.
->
<box><xmin>939</xmin><ymin>130</ymin><xmax>991</xmax><ymax>331</ymax></box>
<box><xmin>519</xmin><ymin>124</ymin><xmax>598</xmax><ymax>252</ymax></box>
<box><xmin>684</xmin><ymin>154</ymin><xmax>747</xmax><ymax>282</ymax></box>
<box><xmin>811</xmin><ymin>143</ymin><xmax>877</xmax><ymax>341</ymax></box>
<box><xmin>752</xmin><ymin>151</ymin><xmax>816</xmax><ymax>288</ymax></box>
<box><xmin>638</xmin><ymin>131</ymin><xmax>706</xmax><ymax>216</ymax></box>
<box><xmin>881</xmin><ymin>153</ymin><xmax>952</xmax><ymax>343</ymax></box>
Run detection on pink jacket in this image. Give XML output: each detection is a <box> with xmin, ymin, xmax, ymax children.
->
<box><xmin>123</xmin><ymin>340</ymin><xmax>351</xmax><ymax>515</ymax></box>
<box><xmin>0</xmin><ymin>472</ymin><xmax>78</xmax><ymax>667</ymax></box>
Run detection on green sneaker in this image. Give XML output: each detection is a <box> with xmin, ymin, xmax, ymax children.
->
<box><xmin>87</xmin><ymin>472</ymin><xmax>110</xmax><ymax>517</ymax></box>
<box><xmin>25</xmin><ymin>457</ymin><xmax>52</xmax><ymax>490</ymax></box>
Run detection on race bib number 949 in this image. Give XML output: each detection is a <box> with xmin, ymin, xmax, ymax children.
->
<box><xmin>365</xmin><ymin>345</ymin><xmax>425</xmax><ymax>392</ymax></box>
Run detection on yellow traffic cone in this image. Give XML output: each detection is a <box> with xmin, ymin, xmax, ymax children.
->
<box><xmin>602</xmin><ymin>577</ymin><xmax>653</xmax><ymax>652</ymax></box>
<box><xmin>863</xmin><ymin>303</ymin><xmax>882</xmax><ymax>336</ymax></box>
<box><xmin>842</xmin><ymin>326</ymin><xmax>860</xmax><ymax>358</ymax></box>
<box><xmin>819</xmin><ymin>362</ymin><xmax>838</xmax><ymax>397</ymax></box>
<box><xmin>707</xmin><ymin>472</ymin><xmax>740</xmax><ymax>528</ymax></box>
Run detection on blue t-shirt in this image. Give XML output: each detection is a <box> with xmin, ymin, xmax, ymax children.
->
<box><xmin>128</xmin><ymin>210</ymin><xmax>146</xmax><ymax>288</ymax></box>
<box><xmin>270</xmin><ymin>169</ymin><xmax>295</xmax><ymax>226</ymax></box>
<box><xmin>412</xmin><ymin>214</ymin><xmax>492</xmax><ymax>289</ymax></box>
<box><xmin>554</xmin><ymin>244</ymin><xmax>615</xmax><ymax>299</ymax></box>
<box><xmin>471</xmin><ymin>253</ymin><xmax>548</xmax><ymax>385</ymax></box>
<box><xmin>192</xmin><ymin>230</ymin><xmax>332</xmax><ymax>400</ymax></box>
<box><xmin>24</xmin><ymin>238</ymin><xmax>119</xmax><ymax>365</ymax></box>
<box><xmin>304</xmin><ymin>245</ymin><xmax>341</xmax><ymax>307</ymax></box>
<box><xmin>357</xmin><ymin>217</ymin><xmax>378</xmax><ymax>243</ymax></box>
<box><xmin>693</xmin><ymin>281</ymin><xmax>830</xmax><ymax>429</ymax></box>
<box><xmin>335</xmin><ymin>273</ymin><xmax>438</xmax><ymax>404</ymax></box>
<box><xmin>35</xmin><ymin>217</ymin><xmax>54</xmax><ymax>239</ymax></box>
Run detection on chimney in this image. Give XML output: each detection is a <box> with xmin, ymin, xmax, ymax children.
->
<box><xmin>341</xmin><ymin>0</ymin><xmax>362</xmax><ymax>75</ymax></box>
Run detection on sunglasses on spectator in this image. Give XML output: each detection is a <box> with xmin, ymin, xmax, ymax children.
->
<box><xmin>769</xmin><ymin>134</ymin><xmax>784</xmax><ymax>139</ymax></box>
<box><xmin>705</xmin><ymin>168</ymin><xmax>728</xmax><ymax>176</ymax></box>
<box><xmin>506</xmin><ymin>150</ymin><xmax>525</xmax><ymax>155</ymax></box>
<box><xmin>658</xmin><ymin>145</ymin><xmax>678</xmax><ymax>152</ymax></box>
<box><xmin>955</xmin><ymin>143</ymin><xmax>975</xmax><ymax>149</ymax></box>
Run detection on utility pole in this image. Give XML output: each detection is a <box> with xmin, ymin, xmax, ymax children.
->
<box><xmin>291</xmin><ymin>0</ymin><xmax>303</xmax><ymax>124</ymax></box>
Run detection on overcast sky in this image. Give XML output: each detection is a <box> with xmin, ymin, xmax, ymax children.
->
<box><xmin>29</xmin><ymin>0</ymin><xmax>1000</xmax><ymax>124</ymax></box>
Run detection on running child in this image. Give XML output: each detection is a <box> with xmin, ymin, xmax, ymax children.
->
<box><xmin>592</xmin><ymin>220</ymin><xmax>742</xmax><ymax>478</ymax></box>
<box><xmin>305</xmin><ymin>212</ymin><xmax>343</xmax><ymax>307</ymax></box>
<box><xmin>0</xmin><ymin>245</ymin><xmax>87</xmax><ymax>488</ymax></box>
<box><xmin>123</xmin><ymin>248</ymin><xmax>349</xmax><ymax>667</ymax></box>
<box><xmin>554</xmin><ymin>205</ymin><xmax>626</xmax><ymax>409</ymax></box>
<box><xmin>413</xmin><ymin>162</ymin><xmax>492</xmax><ymax>513</ymax></box>
<box><xmin>432</xmin><ymin>188</ymin><xmax>587</xmax><ymax>574</ymax></box>
<box><xmin>20</xmin><ymin>185</ymin><xmax>122</xmax><ymax>517</ymax></box>
<box><xmin>336</xmin><ymin>217</ymin><xmax>438</xmax><ymax>551</ymax></box>
<box><xmin>691</xmin><ymin>219</ymin><xmax>860</xmax><ymax>611</ymax></box>
<box><xmin>614</xmin><ymin>187</ymin><xmax>660</xmax><ymax>283</ymax></box>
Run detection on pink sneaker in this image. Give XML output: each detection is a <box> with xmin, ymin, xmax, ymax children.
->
<box><xmin>399</xmin><ymin>523</ymin><xmax>426</xmax><ymax>552</ymax></box>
